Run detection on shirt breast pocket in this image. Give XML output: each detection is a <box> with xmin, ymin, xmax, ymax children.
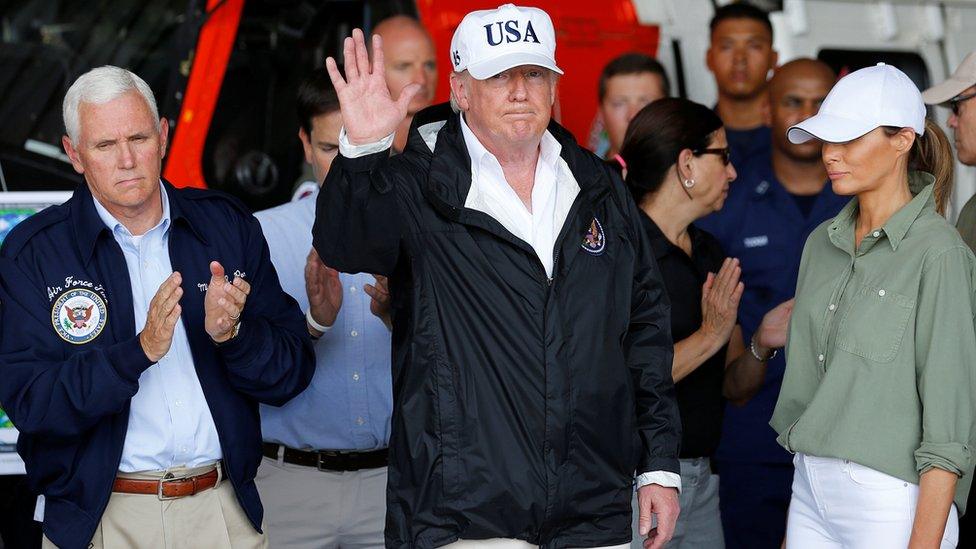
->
<box><xmin>836</xmin><ymin>284</ymin><xmax>916</xmax><ymax>363</ymax></box>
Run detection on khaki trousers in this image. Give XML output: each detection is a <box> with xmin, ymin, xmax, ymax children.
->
<box><xmin>42</xmin><ymin>463</ymin><xmax>266</xmax><ymax>549</ymax></box>
<box><xmin>254</xmin><ymin>455</ymin><xmax>387</xmax><ymax>548</ymax></box>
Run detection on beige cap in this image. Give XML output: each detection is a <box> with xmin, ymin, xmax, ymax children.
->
<box><xmin>922</xmin><ymin>51</ymin><xmax>976</xmax><ymax>104</ymax></box>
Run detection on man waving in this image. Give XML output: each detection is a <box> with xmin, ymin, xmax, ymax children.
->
<box><xmin>314</xmin><ymin>5</ymin><xmax>681</xmax><ymax>548</ymax></box>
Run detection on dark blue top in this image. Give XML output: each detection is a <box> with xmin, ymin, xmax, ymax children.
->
<box><xmin>0</xmin><ymin>182</ymin><xmax>315</xmax><ymax>549</ymax></box>
<box><xmin>697</xmin><ymin>159</ymin><xmax>849</xmax><ymax>464</ymax></box>
<box><xmin>726</xmin><ymin>125</ymin><xmax>772</xmax><ymax>169</ymax></box>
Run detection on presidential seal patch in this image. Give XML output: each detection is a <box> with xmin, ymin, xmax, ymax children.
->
<box><xmin>52</xmin><ymin>289</ymin><xmax>107</xmax><ymax>344</ymax></box>
<box><xmin>581</xmin><ymin>217</ymin><xmax>606</xmax><ymax>255</ymax></box>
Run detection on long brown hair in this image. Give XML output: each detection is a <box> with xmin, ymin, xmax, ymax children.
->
<box><xmin>886</xmin><ymin>119</ymin><xmax>955</xmax><ymax>215</ymax></box>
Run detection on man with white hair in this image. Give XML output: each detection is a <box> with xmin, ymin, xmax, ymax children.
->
<box><xmin>314</xmin><ymin>4</ymin><xmax>681</xmax><ymax>548</ymax></box>
<box><xmin>0</xmin><ymin>65</ymin><xmax>314</xmax><ymax>549</ymax></box>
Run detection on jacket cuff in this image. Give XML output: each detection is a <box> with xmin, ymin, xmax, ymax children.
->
<box><xmin>639</xmin><ymin>456</ymin><xmax>680</xmax><ymax>477</ymax></box>
<box><xmin>636</xmin><ymin>471</ymin><xmax>682</xmax><ymax>493</ymax></box>
<box><xmin>338</xmin><ymin>127</ymin><xmax>394</xmax><ymax>157</ymax></box>
<box><xmin>106</xmin><ymin>335</ymin><xmax>154</xmax><ymax>383</ymax></box>
<box><xmin>915</xmin><ymin>441</ymin><xmax>971</xmax><ymax>476</ymax></box>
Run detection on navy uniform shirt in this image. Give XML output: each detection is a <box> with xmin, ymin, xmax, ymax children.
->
<box><xmin>726</xmin><ymin>125</ymin><xmax>772</xmax><ymax>169</ymax></box>
<box><xmin>696</xmin><ymin>158</ymin><xmax>848</xmax><ymax>464</ymax></box>
<box><xmin>0</xmin><ymin>181</ymin><xmax>314</xmax><ymax>549</ymax></box>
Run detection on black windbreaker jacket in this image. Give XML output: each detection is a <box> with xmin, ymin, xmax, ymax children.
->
<box><xmin>313</xmin><ymin>104</ymin><xmax>680</xmax><ymax>548</ymax></box>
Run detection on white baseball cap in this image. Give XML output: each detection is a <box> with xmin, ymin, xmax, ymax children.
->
<box><xmin>450</xmin><ymin>3</ymin><xmax>563</xmax><ymax>80</ymax></box>
<box><xmin>788</xmin><ymin>63</ymin><xmax>926</xmax><ymax>144</ymax></box>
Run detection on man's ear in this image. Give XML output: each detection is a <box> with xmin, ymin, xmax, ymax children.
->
<box><xmin>62</xmin><ymin>135</ymin><xmax>85</xmax><ymax>175</ymax></box>
<box><xmin>449</xmin><ymin>72</ymin><xmax>470</xmax><ymax>111</ymax></box>
<box><xmin>158</xmin><ymin>117</ymin><xmax>170</xmax><ymax>157</ymax></box>
<box><xmin>298</xmin><ymin>127</ymin><xmax>314</xmax><ymax>165</ymax></box>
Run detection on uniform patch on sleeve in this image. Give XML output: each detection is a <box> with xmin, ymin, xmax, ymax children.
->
<box><xmin>581</xmin><ymin>217</ymin><xmax>606</xmax><ymax>255</ymax></box>
<box><xmin>52</xmin><ymin>289</ymin><xmax>107</xmax><ymax>344</ymax></box>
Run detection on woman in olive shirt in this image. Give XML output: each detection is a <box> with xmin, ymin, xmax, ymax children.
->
<box><xmin>620</xmin><ymin>98</ymin><xmax>793</xmax><ymax>548</ymax></box>
<box><xmin>772</xmin><ymin>64</ymin><xmax>976</xmax><ymax>548</ymax></box>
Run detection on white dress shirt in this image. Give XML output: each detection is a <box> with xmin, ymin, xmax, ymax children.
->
<box><xmin>338</xmin><ymin>117</ymin><xmax>680</xmax><ymax>493</ymax></box>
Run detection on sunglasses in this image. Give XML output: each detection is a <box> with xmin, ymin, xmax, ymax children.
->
<box><xmin>949</xmin><ymin>91</ymin><xmax>976</xmax><ymax>116</ymax></box>
<box><xmin>693</xmin><ymin>147</ymin><xmax>732</xmax><ymax>166</ymax></box>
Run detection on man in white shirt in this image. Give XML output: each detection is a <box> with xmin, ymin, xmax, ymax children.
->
<box><xmin>314</xmin><ymin>4</ymin><xmax>681</xmax><ymax>548</ymax></box>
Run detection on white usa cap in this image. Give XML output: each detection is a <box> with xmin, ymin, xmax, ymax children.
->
<box><xmin>788</xmin><ymin>63</ymin><xmax>926</xmax><ymax>144</ymax></box>
<box><xmin>450</xmin><ymin>4</ymin><xmax>563</xmax><ymax>80</ymax></box>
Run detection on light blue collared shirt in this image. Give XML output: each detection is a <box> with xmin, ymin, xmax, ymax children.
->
<box><xmin>92</xmin><ymin>183</ymin><xmax>222</xmax><ymax>472</ymax></box>
<box><xmin>255</xmin><ymin>189</ymin><xmax>392</xmax><ymax>451</ymax></box>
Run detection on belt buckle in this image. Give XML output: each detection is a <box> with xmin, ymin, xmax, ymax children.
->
<box><xmin>316</xmin><ymin>450</ymin><xmax>348</xmax><ymax>472</ymax></box>
<box><xmin>157</xmin><ymin>472</ymin><xmax>181</xmax><ymax>501</ymax></box>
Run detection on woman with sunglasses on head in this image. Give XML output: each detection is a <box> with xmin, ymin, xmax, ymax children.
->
<box><xmin>620</xmin><ymin>98</ymin><xmax>794</xmax><ymax>548</ymax></box>
<box><xmin>771</xmin><ymin>63</ymin><xmax>976</xmax><ymax>548</ymax></box>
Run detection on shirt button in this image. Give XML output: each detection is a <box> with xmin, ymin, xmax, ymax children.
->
<box><xmin>181</xmin><ymin>446</ymin><xmax>188</xmax><ymax>454</ymax></box>
<box><xmin>356</xmin><ymin>417</ymin><xmax>365</xmax><ymax>426</ymax></box>
<box><xmin>175</xmin><ymin>400</ymin><xmax>183</xmax><ymax>407</ymax></box>
<box><xmin>818</xmin><ymin>354</ymin><xmax>825</xmax><ymax>362</ymax></box>
<box><xmin>350</xmin><ymin>330</ymin><xmax>359</xmax><ymax>337</ymax></box>
<box><xmin>878</xmin><ymin>289</ymin><xmax>886</xmax><ymax>297</ymax></box>
<box><xmin>828</xmin><ymin>304</ymin><xmax>836</xmax><ymax>311</ymax></box>
<box><xmin>872</xmin><ymin>231</ymin><xmax>881</xmax><ymax>237</ymax></box>
<box><xmin>349</xmin><ymin>286</ymin><xmax>357</xmax><ymax>293</ymax></box>
<box><xmin>352</xmin><ymin>372</ymin><xmax>360</xmax><ymax>381</ymax></box>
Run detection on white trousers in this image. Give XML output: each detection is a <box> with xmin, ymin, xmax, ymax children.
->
<box><xmin>786</xmin><ymin>453</ymin><xmax>958</xmax><ymax>548</ymax></box>
<box><xmin>442</xmin><ymin>539</ymin><xmax>629</xmax><ymax>549</ymax></box>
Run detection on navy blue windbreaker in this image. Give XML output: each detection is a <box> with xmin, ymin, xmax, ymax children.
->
<box><xmin>0</xmin><ymin>181</ymin><xmax>315</xmax><ymax>549</ymax></box>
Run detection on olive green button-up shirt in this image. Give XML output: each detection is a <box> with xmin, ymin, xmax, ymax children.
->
<box><xmin>771</xmin><ymin>172</ymin><xmax>976</xmax><ymax>513</ymax></box>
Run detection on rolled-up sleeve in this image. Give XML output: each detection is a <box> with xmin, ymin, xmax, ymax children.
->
<box><xmin>913</xmin><ymin>246</ymin><xmax>976</xmax><ymax>476</ymax></box>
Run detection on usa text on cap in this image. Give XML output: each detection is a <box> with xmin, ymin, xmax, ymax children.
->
<box><xmin>450</xmin><ymin>4</ymin><xmax>563</xmax><ymax>80</ymax></box>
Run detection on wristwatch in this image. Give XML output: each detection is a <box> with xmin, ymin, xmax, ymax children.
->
<box><xmin>214</xmin><ymin>320</ymin><xmax>242</xmax><ymax>346</ymax></box>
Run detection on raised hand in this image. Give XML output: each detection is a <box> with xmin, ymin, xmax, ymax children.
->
<box><xmin>204</xmin><ymin>261</ymin><xmax>250</xmax><ymax>343</ymax></box>
<box><xmin>365</xmin><ymin>275</ymin><xmax>391</xmax><ymax>329</ymax></box>
<box><xmin>139</xmin><ymin>272</ymin><xmax>183</xmax><ymax>362</ymax></box>
<box><xmin>305</xmin><ymin>249</ymin><xmax>343</xmax><ymax>333</ymax></box>
<box><xmin>755</xmin><ymin>298</ymin><xmax>795</xmax><ymax>351</ymax></box>
<box><xmin>700</xmin><ymin>258</ymin><xmax>744</xmax><ymax>348</ymax></box>
<box><xmin>325</xmin><ymin>28</ymin><xmax>422</xmax><ymax>145</ymax></box>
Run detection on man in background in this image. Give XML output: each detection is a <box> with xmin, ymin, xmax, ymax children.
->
<box><xmin>596</xmin><ymin>52</ymin><xmax>670</xmax><ymax>161</ymax></box>
<box><xmin>254</xmin><ymin>67</ymin><xmax>393</xmax><ymax>548</ymax></box>
<box><xmin>374</xmin><ymin>15</ymin><xmax>438</xmax><ymax>153</ymax></box>
<box><xmin>706</xmin><ymin>3</ymin><xmax>778</xmax><ymax>166</ymax></box>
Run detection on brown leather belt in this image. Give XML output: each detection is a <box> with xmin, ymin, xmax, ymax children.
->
<box><xmin>262</xmin><ymin>442</ymin><xmax>388</xmax><ymax>471</ymax></box>
<box><xmin>112</xmin><ymin>465</ymin><xmax>221</xmax><ymax>500</ymax></box>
